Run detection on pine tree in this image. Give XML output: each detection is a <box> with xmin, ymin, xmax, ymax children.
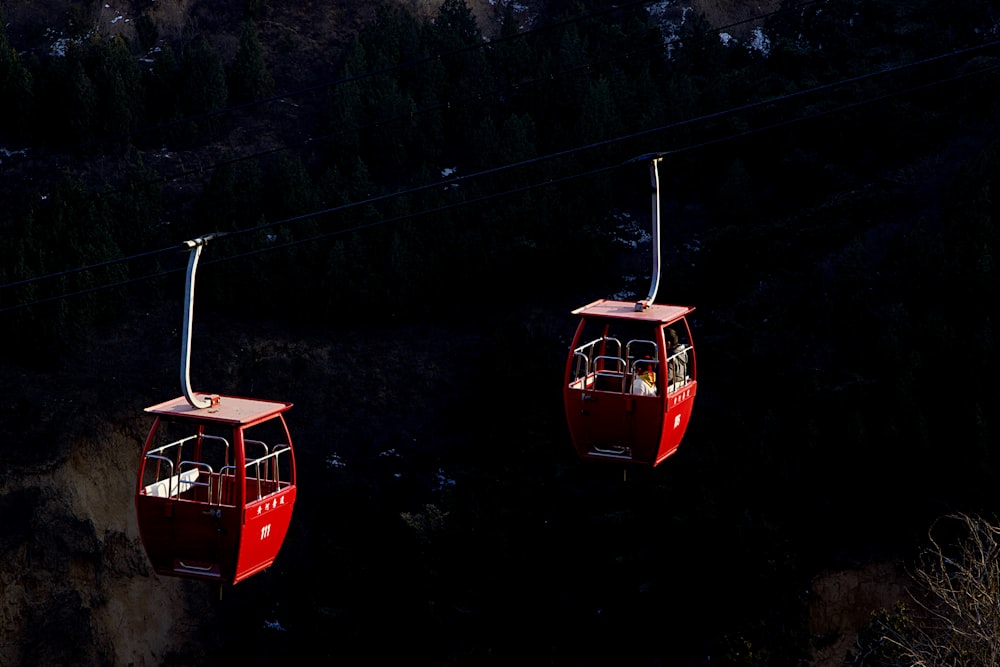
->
<box><xmin>0</xmin><ymin>9</ymin><xmax>34</xmax><ymax>143</ymax></box>
<box><xmin>229</xmin><ymin>20</ymin><xmax>273</xmax><ymax>103</ymax></box>
<box><xmin>179</xmin><ymin>35</ymin><xmax>228</xmax><ymax>143</ymax></box>
<box><xmin>65</xmin><ymin>55</ymin><xmax>98</xmax><ymax>144</ymax></box>
<box><xmin>89</xmin><ymin>35</ymin><xmax>144</xmax><ymax>142</ymax></box>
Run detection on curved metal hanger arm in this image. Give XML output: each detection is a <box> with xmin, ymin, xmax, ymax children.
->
<box><xmin>180</xmin><ymin>235</ymin><xmax>221</xmax><ymax>409</ymax></box>
<box><xmin>635</xmin><ymin>156</ymin><xmax>664</xmax><ymax>311</ymax></box>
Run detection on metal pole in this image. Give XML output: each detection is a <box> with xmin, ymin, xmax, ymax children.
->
<box><xmin>181</xmin><ymin>236</ymin><xmax>216</xmax><ymax>409</ymax></box>
<box><xmin>636</xmin><ymin>156</ymin><xmax>663</xmax><ymax>311</ymax></box>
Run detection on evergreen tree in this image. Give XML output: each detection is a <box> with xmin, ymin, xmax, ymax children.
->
<box><xmin>0</xmin><ymin>9</ymin><xmax>34</xmax><ymax>144</ymax></box>
<box><xmin>179</xmin><ymin>35</ymin><xmax>228</xmax><ymax>143</ymax></box>
<box><xmin>5</xmin><ymin>177</ymin><xmax>126</xmax><ymax>354</ymax></box>
<box><xmin>490</xmin><ymin>2</ymin><xmax>536</xmax><ymax>117</ymax></box>
<box><xmin>537</xmin><ymin>25</ymin><xmax>588</xmax><ymax>150</ymax></box>
<box><xmin>321</xmin><ymin>45</ymin><xmax>364</xmax><ymax>166</ymax></box>
<box><xmin>346</xmin><ymin>6</ymin><xmax>435</xmax><ymax>180</ymax></box>
<box><xmin>497</xmin><ymin>112</ymin><xmax>537</xmax><ymax>165</ymax></box>
<box><xmin>65</xmin><ymin>55</ymin><xmax>99</xmax><ymax>145</ymax></box>
<box><xmin>577</xmin><ymin>76</ymin><xmax>619</xmax><ymax>144</ymax></box>
<box><xmin>134</xmin><ymin>12</ymin><xmax>159</xmax><ymax>53</ymax></box>
<box><xmin>431</xmin><ymin>0</ymin><xmax>481</xmax><ymax>51</ymax></box>
<box><xmin>88</xmin><ymin>35</ymin><xmax>144</xmax><ymax>143</ymax></box>
<box><xmin>201</xmin><ymin>158</ymin><xmax>264</xmax><ymax>235</ymax></box>
<box><xmin>142</xmin><ymin>41</ymin><xmax>183</xmax><ymax>139</ymax></box>
<box><xmin>229</xmin><ymin>20</ymin><xmax>273</xmax><ymax>103</ymax></box>
<box><xmin>426</xmin><ymin>0</ymin><xmax>491</xmax><ymax>163</ymax></box>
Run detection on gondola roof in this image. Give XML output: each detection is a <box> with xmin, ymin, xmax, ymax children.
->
<box><xmin>144</xmin><ymin>395</ymin><xmax>293</xmax><ymax>425</ymax></box>
<box><xmin>571</xmin><ymin>299</ymin><xmax>694</xmax><ymax>324</ymax></box>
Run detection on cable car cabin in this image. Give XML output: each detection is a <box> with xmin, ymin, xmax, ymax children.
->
<box><xmin>564</xmin><ymin>299</ymin><xmax>697</xmax><ymax>467</ymax></box>
<box><xmin>135</xmin><ymin>394</ymin><xmax>296</xmax><ymax>585</ymax></box>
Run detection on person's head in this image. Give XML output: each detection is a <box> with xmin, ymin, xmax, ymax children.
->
<box><xmin>666</xmin><ymin>327</ymin><xmax>680</xmax><ymax>346</ymax></box>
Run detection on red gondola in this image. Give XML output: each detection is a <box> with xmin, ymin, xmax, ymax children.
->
<box><xmin>563</xmin><ymin>156</ymin><xmax>698</xmax><ymax>466</ymax></box>
<box><xmin>135</xmin><ymin>236</ymin><xmax>297</xmax><ymax>584</ymax></box>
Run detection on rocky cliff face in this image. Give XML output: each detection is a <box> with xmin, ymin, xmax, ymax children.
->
<box><xmin>0</xmin><ymin>309</ymin><xmax>216</xmax><ymax>665</ymax></box>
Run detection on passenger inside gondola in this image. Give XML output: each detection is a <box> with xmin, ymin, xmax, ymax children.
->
<box><xmin>632</xmin><ymin>358</ymin><xmax>657</xmax><ymax>396</ymax></box>
<box><xmin>665</xmin><ymin>327</ymin><xmax>690</xmax><ymax>392</ymax></box>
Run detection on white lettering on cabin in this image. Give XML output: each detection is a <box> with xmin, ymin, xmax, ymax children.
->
<box><xmin>260</xmin><ymin>523</ymin><xmax>272</xmax><ymax>540</ymax></box>
<box><xmin>254</xmin><ymin>491</ymin><xmax>290</xmax><ymax>517</ymax></box>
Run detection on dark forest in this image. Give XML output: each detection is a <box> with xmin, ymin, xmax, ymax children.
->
<box><xmin>2</xmin><ymin>0</ymin><xmax>1000</xmax><ymax>665</ymax></box>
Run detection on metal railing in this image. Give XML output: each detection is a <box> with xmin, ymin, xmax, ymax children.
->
<box><xmin>570</xmin><ymin>336</ymin><xmax>621</xmax><ymax>385</ymax></box>
<box><xmin>220</xmin><ymin>443</ymin><xmax>294</xmax><ymax>503</ymax></box>
<box><xmin>569</xmin><ymin>336</ymin><xmax>662</xmax><ymax>394</ymax></box>
<box><xmin>142</xmin><ymin>434</ymin><xmax>231</xmax><ymax>499</ymax></box>
<box><xmin>143</xmin><ymin>433</ymin><xmax>293</xmax><ymax>508</ymax></box>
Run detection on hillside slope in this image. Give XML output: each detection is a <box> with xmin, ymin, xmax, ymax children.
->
<box><xmin>4</xmin><ymin>1</ymin><xmax>986</xmax><ymax>666</ymax></box>
<box><xmin>1</xmin><ymin>0</ymin><xmax>777</xmax><ymax>80</ymax></box>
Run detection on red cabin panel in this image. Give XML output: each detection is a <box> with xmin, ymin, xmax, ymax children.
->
<box><xmin>135</xmin><ymin>394</ymin><xmax>297</xmax><ymax>585</ymax></box>
<box><xmin>564</xmin><ymin>299</ymin><xmax>697</xmax><ymax>467</ymax></box>
<box><xmin>237</xmin><ymin>487</ymin><xmax>296</xmax><ymax>581</ymax></box>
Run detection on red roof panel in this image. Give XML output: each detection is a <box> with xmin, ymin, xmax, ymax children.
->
<box><xmin>571</xmin><ymin>299</ymin><xmax>694</xmax><ymax>324</ymax></box>
<box><xmin>144</xmin><ymin>395</ymin><xmax>292</xmax><ymax>426</ymax></box>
